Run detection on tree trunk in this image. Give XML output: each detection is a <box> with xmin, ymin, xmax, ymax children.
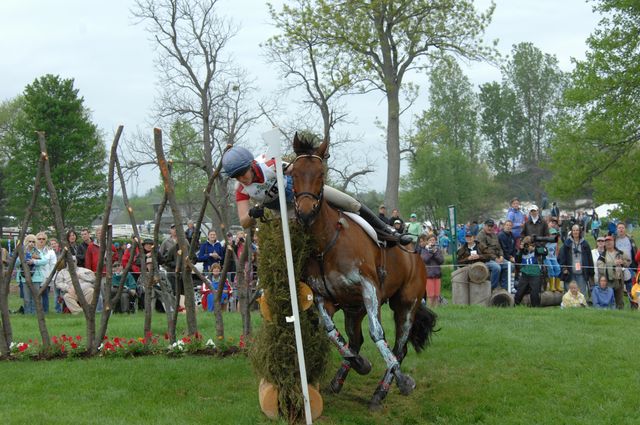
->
<box><xmin>237</xmin><ymin>228</ymin><xmax>252</xmax><ymax>337</ymax></box>
<box><xmin>384</xmin><ymin>83</ymin><xmax>401</xmax><ymax>209</ymax></box>
<box><xmin>154</xmin><ymin>128</ymin><xmax>198</xmax><ymax>335</ymax></box>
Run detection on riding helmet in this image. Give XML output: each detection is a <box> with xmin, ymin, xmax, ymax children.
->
<box><xmin>222</xmin><ymin>146</ymin><xmax>254</xmax><ymax>178</ymax></box>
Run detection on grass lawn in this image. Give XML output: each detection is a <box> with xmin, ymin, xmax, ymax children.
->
<box><xmin>1</xmin><ymin>284</ymin><xmax>638</xmax><ymax>425</ymax></box>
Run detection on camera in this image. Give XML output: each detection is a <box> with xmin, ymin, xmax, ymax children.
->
<box><xmin>532</xmin><ymin>234</ymin><xmax>558</xmax><ymax>244</ymax></box>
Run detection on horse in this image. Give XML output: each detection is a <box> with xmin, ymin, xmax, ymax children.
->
<box><xmin>289</xmin><ymin>133</ymin><xmax>438</xmax><ymax>410</ymax></box>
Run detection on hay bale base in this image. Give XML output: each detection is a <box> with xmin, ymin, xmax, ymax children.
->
<box><xmin>489</xmin><ymin>288</ymin><xmax>515</xmax><ymax>307</ymax></box>
<box><xmin>521</xmin><ymin>291</ymin><xmax>563</xmax><ymax>307</ymax></box>
<box><xmin>259</xmin><ymin>379</ymin><xmax>323</xmax><ymax>421</ymax></box>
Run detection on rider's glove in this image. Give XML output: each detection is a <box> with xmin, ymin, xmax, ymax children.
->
<box><xmin>248</xmin><ymin>207</ymin><xmax>264</xmax><ymax>219</ymax></box>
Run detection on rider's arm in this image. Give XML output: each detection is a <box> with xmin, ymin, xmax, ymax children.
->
<box><xmin>238</xmin><ymin>199</ymin><xmax>255</xmax><ymax>229</ymax></box>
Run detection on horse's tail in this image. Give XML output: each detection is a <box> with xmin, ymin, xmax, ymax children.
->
<box><xmin>409</xmin><ymin>303</ymin><xmax>438</xmax><ymax>353</ymax></box>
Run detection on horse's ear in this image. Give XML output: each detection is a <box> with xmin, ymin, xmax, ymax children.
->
<box><xmin>317</xmin><ymin>138</ymin><xmax>329</xmax><ymax>159</ymax></box>
<box><xmin>293</xmin><ymin>132</ymin><xmax>301</xmax><ymax>153</ymax></box>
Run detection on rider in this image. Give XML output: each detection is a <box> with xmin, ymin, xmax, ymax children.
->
<box><xmin>222</xmin><ymin>145</ymin><xmax>412</xmax><ymax>245</ymax></box>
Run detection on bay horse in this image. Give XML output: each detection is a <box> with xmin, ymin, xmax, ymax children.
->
<box><xmin>289</xmin><ymin>133</ymin><xmax>437</xmax><ymax>410</ymax></box>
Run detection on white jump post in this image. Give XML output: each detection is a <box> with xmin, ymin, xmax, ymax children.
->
<box><xmin>262</xmin><ymin>128</ymin><xmax>313</xmax><ymax>425</ymax></box>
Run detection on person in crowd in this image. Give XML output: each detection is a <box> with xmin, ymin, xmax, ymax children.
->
<box><xmin>197</xmin><ymin>230</ymin><xmax>225</xmax><ymax>274</ymax></box>
<box><xmin>506</xmin><ymin>198</ymin><xmax>526</xmax><ymax>248</ymax></box>
<box><xmin>222</xmin><ymin>145</ymin><xmax>411</xmax><ymax>245</ymax></box>
<box><xmin>159</xmin><ymin>224</ymin><xmax>178</xmax><ymax>264</ymax></box>
<box><xmin>514</xmin><ymin>236</ymin><xmax>544</xmax><ymax>307</ymax></box>
<box><xmin>405</xmin><ymin>213</ymin><xmax>422</xmax><ymax>245</ymax></box>
<box><xmin>457</xmin><ymin>231</ymin><xmax>490</xmax><ymax>265</ymax></box>
<box><xmin>185</xmin><ymin>219</ymin><xmax>198</xmax><ymax>249</ymax></box>
<box><xmin>498</xmin><ymin>219</ymin><xmax>517</xmax><ymax>288</ymax></box>
<box><xmin>76</xmin><ymin>228</ymin><xmax>93</xmax><ymax>268</ymax></box>
<box><xmin>34</xmin><ymin>232</ymin><xmax>57</xmax><ymax>313</ymax></box>
<box><xmin>121</xmin><ymin>237</ymin><xmax>142</xmax><ymax>278</ymax></box>
<box><xmin>630</xmin><ymin>275</ymin><xmax>640</xmax><ymax>309</ymax></box>
<box><xmin>111</xmin><ymin>261</ymin><xmax>138</xmax><ymax>313</ymax></box>
<box><xmin>469</xmin><ymin>221</ymin><xmax>479</xmax><ymax>236</ymax></box>
<box><xmin>607</xmin><ymin>219</ymin><xmax>617</xmax><ymax>237</ymax></box>
<box><xmin>456</xmin><ymin>224</ymin><xmax>467</xmax><ymax>247</ymax></box>
<box><xmin>65</xmin><ymin>230</ymin><xmax>80</xmax><ymax>261</ymax></box>
<box><xmin>522</xmin><ymin>205</ymin><xmax>548</xmax><ymax>238</ymax></box>
<box><xmin>614</xmin><ymin>222</ymin><xmax>637</xmax><ymax>294</ymax></box>
<box><xmin>16</xmin><ymin>234</ymin><xmax>49</xmax><ymax>314</ymax></box>
<box><xmin>591</xmin><ymin>275</ymin><xmax>615</xmax><ymax>309</ymax></box>
<box><xmin>200</xmin><ymin>263</ymin><xmax>232</xmax><ymax>312</ymax></box>
<box><xmin>561</xmin><ymin>281</ymin><xmax>587</xmax><ymax>308</ymax></box>
<box><xmin>378</xmin><ymin>204</ymin><xmax>389</xmax><ymax>225</ymax></box>
<box><xmin>85</xmin><ymin>227</ymin><xmax>119</xmax><ymax>273</ymax></box>
<box><xmin>590</xmin><ymin>213</ymin><xmax>601</xmax><ymax>240</ymax></box>
<box><xmin>418</xmin><ymin>234</ymin><xmax>444</xmax><ymax>307</ymax></box>
<box><xmin>591</xmin><ymin>236</ymin><xmax>606</xmax><ymax>284</ymax></box>
<box><xmin>48</xmin><ymin>237</ymin><xmax>65</xmax><ymax>314</ymax></box>
<box><xmin>559</xmin><ymin>213</ymin><xmax>573</xmax><ymax>242</ymax></box>
<box><xmin>55</xmin><ymin>260</ymin><xmax>96</xmax><ymax>314</ymax></box>
<box><xmin>389</xmin><ymin>209</ymin><xmax>404</xmax><ymax>233</ymax></box>
<box><xmin>544</xmin><ymin>228</ymin><xmax>562</xmax><ymax>292</ymax></box>
<box><xmin>438</xmin><ymin>228</ymin><xmax>451</xmax><ymax>255</ymax></box>
<box><xmin>550</xmin><ymin>202</ymin><xmax>560</xmax><ymax>219</ymax></box>
<box><xmin>548</xmin><ymin>216</ymin><xmax>560</xmax><ymax>233</ymax></box>
<box><xmin>477</xmin><ymin>218</ymin><xmax>508</xmax><ymax>291</ymax></box>
<box><xmin>559</xmin><ymin>224</ymin><xmax>594</xmax><ymax>295</ymax></box>
<box><xmin>597</xmin><ymin>235</ymin><xmax>631</xmax><ymax>310</ymax></box>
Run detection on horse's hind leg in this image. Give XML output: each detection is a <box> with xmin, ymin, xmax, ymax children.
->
<box><xmin>361</xmin><ymin>280</ymin><xmax>416</xmax><ymax>411</ymax></box>
<box><xmin>315</xmin><ymin>297</ymin><xmax>371</xmax><ymax>394</ymax></box>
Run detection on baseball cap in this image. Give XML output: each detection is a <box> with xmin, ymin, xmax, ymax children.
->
<box><xmin>604</xmin><ymin>235</ymin><xmax>614</xmax><ymax>241</ymax></box>
<box><xmin>465</xmin><ymin>231</ymin><xmax>474</xmax><ymax>237</ymax></box>
<box><xmin>142</xmin><ymin>238</ymin><xmax>154</xmax><ymax>245</ymax></box>
<box><xmin>597</xmin><ymin>236</ymin><xmax>605</xmax><ymax>242</ymax></box>
<box><xmin>410</xmin><ymin>213</ymin><xmax>417</xmax><ymax>218</ymax></box>
<box><xmin>530</xmin><ymin>205</ymin><xmax>539</xmax><ymax>211</ymax></box>
<box><xmin>379</xmin><ymin>204</ymin><xmax>386</xmax><ymax>209</ymax></box>
<box><xmin>484</xmin><ymin>219</ymin><xmax>495</xmax><ymax>226</ymax></box>
<box><xmin>394</xmin><ymin>219</ymin><xmax>402</xmax><ymax>225</ymax></box>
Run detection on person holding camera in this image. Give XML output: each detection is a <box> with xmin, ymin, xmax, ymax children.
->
<box><xmin>597</xmin><ymin>235</ymin><xmax>631</xmax><ymax>309</ymax></box>
<box><xmin>558</xmin><ymin>224</ymin><xmax>594</xmax><ymax>296</ymax></box>
<box><xmin>514</xmin><ymin>236</ymin><xmax>544</xmax><ymax>307</ymax></box>
<box><xmin>419</xmin><ymin>234</ymin><xmax>444</xmax><ymax>307</ymax></box>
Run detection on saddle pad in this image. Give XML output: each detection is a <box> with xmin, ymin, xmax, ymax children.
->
<box><xmin>343</xmin><ymin>211</ymin><xmax>380</xmax><ymax>245</ymax></box>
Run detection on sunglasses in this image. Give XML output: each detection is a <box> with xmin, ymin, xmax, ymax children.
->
<box><xmin>37</xmin><ymin>238</ymin><xmax>46</xmax><ymax>241</ymax></box>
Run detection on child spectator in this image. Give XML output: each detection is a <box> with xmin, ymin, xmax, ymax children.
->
<box><xmin>419</xmin><ymin>234</ymin><xmax>444</xmax><ymax>308</ymax></box>
<box><xmin>201</xmin><ymin>263</ymin><xmax>232</xmax><ymax>312</ymax></box>
<box><xmin>630</xmin><ymin>275</ymin><xmax>640</xmax><ymax>309</ymax></box>
<box><xmin>544</xmin><ymin>228</ymin><xmax>562</xmax><ymax>292</ymax></box>
<box><xmin>591</xmin><ymin>275</ymin><xmax>615</xmax><ymax>309</ymax></box>
<box><xmin>111</xmin><ymin>262</ymin><xmax>137</xmax><ymax>313</ymax></box>
<box><xmin>561</xmin><ymin>281</ymin><xmax>587</xmax><ymax>308</ymax></box>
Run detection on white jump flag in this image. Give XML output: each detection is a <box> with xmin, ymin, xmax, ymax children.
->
<box><xmin>262</xmin><ymin>128</ymin><xmax>313</xmax><ymax>425</ymax></box>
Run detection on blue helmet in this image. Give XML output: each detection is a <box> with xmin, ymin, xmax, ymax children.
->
<box><xmin>222</xmin><ymin>146</ymin><xmax>254</xmax><ymax>178</ymax></box>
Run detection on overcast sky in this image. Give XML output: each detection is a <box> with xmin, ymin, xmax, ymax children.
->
<box><xmin>1</xmin><ymin>0</ymin><xmax>601</xmax><ymax>194</ymax></box>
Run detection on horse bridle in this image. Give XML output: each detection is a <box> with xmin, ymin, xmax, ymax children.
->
<box><xmin>291</xmin><ymin>154</ymin><xmax>325</xmax><ymax>218</ymax></box>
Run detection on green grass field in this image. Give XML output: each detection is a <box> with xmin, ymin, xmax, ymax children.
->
<box><xmin>1</xmin><ymin>286</ymin><xmax>638</xmax><ymax>425</ymax></box>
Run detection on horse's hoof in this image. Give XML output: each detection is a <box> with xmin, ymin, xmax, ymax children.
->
<box><xmin>350</xmin><ymin>355</ymin><xmax>372</xmax><ymax>375</ymax></box>
<box><xmin>328</xmin><ymin>379</ymin><xmax>343</xmax><ymax>394</ymax></box>
<box><xmin>396</xmin><ymin>373</ymin><xmax>416</xmax><ymax>396</ymax></box>
<box><xmin>368</xmin><ymin>400</ymin><xmax>383</xmax><ymax>412</ymax></box>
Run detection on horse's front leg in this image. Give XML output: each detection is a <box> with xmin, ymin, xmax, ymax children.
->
<box><xmin>315</xmin><ymin>296</ymin><xmax>371</xmax><ymax>394</ymax></box>
<box><xmin>361</xmin><ymin>280</ymin><xmax>416</xmax><ymax>411</ymax></box>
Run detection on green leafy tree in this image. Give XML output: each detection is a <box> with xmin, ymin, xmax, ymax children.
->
<box><xmin>1</xmin><ymin>74</ymin><xmax>106</xmax><ymax>229</ymax></box>
<box><xmin>417</xmin><ymin>57</ymin><xmax>481</xmax><ymax>159</ymax></box>
<box><xmin>401</xmin><ymin>141</ymin><xmax>495</xmax><ymax>225</ymax></box>
<box><xmin>478</xmin><ymin>81</ymin><xmax>523</xmax><ymax>176</ymax></box>
<box><xmin>505</xmin><ymin>42</ymin><xmax>565</xmax><ymax>165</ymax></box>
<box><xmin>168</xmin><ymin>119</ymin><xmax>208</xmax><ymax>218</ymax></box>
<box><xmin>547</xmin><ymin>0</ymin><xmax>640</xmax><ymax>216</ymax></box>
<box><xmin>270</xmin><ymin>0</ymin><xmax>495</xmax><ymax>209</ymax></box>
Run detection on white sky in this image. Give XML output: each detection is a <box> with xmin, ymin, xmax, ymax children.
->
<box><xmin>1</xmin><ymin>0</ymin><xmax>601</xmax><ymax>194</ymax></box>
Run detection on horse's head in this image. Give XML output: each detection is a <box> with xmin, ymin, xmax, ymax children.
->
<box><xmin>290</xmin><ymin>132</ymin><xmax>328</xmax><ymax>226</ymax></box>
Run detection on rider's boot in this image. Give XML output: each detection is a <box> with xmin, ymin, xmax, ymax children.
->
<box><xmin>358</xmin><ymin>204</ymin><xmax>413</xmax><ymax>245</ymax></box>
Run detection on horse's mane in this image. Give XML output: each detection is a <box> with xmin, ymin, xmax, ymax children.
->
<box><xmin>293</xmin><ymin>132</ymin><xmax>320</xmax><ymax>155</ymax></box>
